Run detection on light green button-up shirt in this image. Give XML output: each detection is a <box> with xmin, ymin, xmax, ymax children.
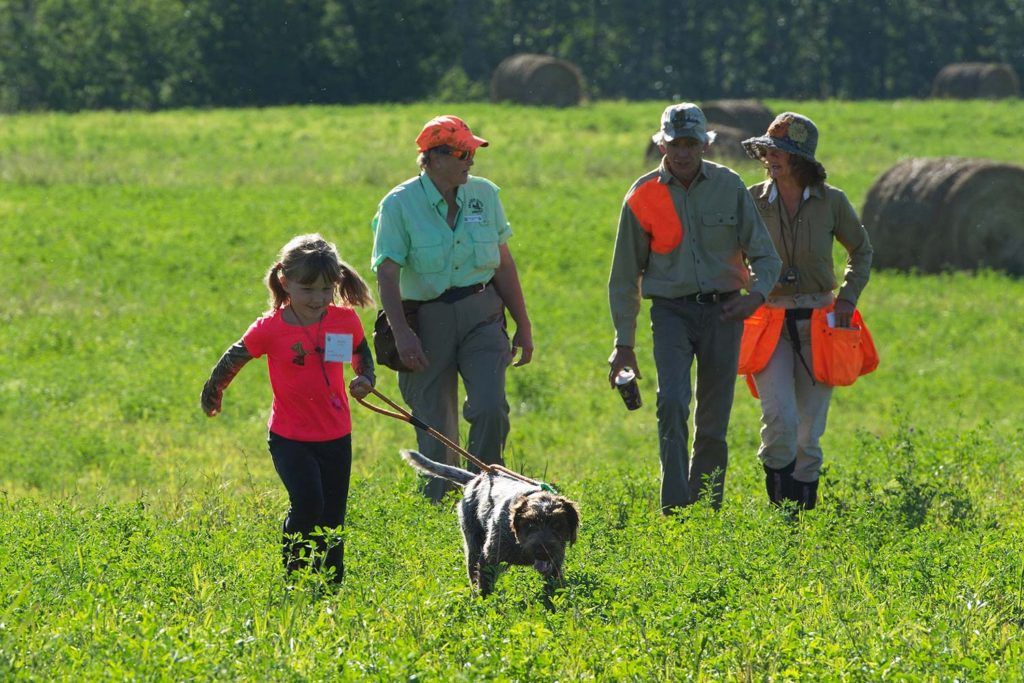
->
<box><xmin>609</xmin><ymin>160</ymin><xmax>782</xmax><ymax>347</ymax></box>
<box><xmin>371</xmin><ymin>174</ymin><xmax>512</xmax><ymax>301</ymax></box>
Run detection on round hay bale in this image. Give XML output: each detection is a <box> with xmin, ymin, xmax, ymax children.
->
<box><xmin>705</xmin><ymin>124</ymin><xmax>747</xmax><ymax>160</ymax></box>
<box><xmin>862</xmin><ymin>157</ymin><xmax>1024</xmax><ymax>275</ymax></box>
<box><xmin>490</xmin><ymin>54</ymin><xmax>586</xmax><ymax>107</ymax></box>
<box><xmin>932</xmin><ymin>63</ymin><xmax>1020</xmax><ymax>99</ymax></box>
<box><xmin>699</xmin><ymin>99</ymin><xmax>775</xmax><ymax>136</ymax></box>
<box><xmin>643</xmin><ymin>124</ymin><xmax>748</xmax><ymax>166</ymax></box>
<box><xmin>644</xmin><ymin>140</ymin><xmax>662</xmax><ymax>165</ymax></box>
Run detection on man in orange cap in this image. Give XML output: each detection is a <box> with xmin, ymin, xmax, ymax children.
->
<box><xmin>372</xmin><ymin>115</ymin><xmax>533</xmax><ymax>501</ymax></box>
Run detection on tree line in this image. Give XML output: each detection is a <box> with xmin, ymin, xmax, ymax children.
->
<box><xmin>1</xmin><ymin>0</ymin><xmax>1021</xmax><ymax>112</ymax></box>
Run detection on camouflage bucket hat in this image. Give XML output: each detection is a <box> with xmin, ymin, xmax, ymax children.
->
<box><xmin>741</xmin><ymin>112</ymin><xmax>820</xmax><ymax>163</ymax></box>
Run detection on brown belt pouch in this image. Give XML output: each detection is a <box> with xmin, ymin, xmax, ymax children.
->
<box><xmin>372</xmin><ymin>301</ymin><xmax>421</xmax><ymax>372</ymax></box>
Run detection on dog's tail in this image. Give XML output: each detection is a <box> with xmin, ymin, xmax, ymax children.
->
<box><xmin>400</xmin><ymin>449</ymin><xmax>475</xmax><ymax>486</ymax></box>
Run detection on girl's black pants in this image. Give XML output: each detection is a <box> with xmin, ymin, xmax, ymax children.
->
<box><xmin>268</xmin><ymin>431</ymin><xmax>351</xmax><ymax>581</ymax></box>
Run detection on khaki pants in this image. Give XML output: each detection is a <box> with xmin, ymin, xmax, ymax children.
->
<box><xmin>752</xmin><ymin>317</ymin><xmax>833</xmax><ymax>483</ymax></box>
<box><xmin>650</xmin><ymin>297</ymin><xmax>742</xmax><ymax>512</ymax></box>
<box><xmin>399</xmin><ymin>285</ymin><xmax>510</xmax><ymax>501</ymax></box>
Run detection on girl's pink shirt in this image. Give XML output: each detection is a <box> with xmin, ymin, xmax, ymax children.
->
<box><xmin>242</xmin><ymin>305</ymin><xmax>366</xmax><ymax>441</ymax></box>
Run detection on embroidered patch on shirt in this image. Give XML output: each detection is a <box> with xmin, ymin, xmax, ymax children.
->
<box><xmin>468</xmin><ymin>198</ymin><xmax>484</xmax><ymax>214</ymax></box>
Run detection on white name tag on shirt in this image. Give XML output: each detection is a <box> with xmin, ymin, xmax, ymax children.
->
<box><xmin>324</xmin><ymin>333</ymin><xmax>352</xmax><ymax>363</ymax></box>
<box><xmin>463</xmin><ymin>215</ymin><xmax>485</xmax><ymax>223</ymax></box>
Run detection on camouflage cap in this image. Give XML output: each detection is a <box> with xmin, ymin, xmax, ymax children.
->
<box><xmin>652</xmin><ymin>102</ymin><xmax>710</xmax><ymax>145</ymax></box>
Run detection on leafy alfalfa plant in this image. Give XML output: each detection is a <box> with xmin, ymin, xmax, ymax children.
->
<box><xmin>879</xmin><ymin>423</ymin><xmax>933</xmax><ymax>529</ymax></box>
<box><xmin>872</xmin><ymin>422</ymin><xmax>979</xmax><ymax>531</ymax></box>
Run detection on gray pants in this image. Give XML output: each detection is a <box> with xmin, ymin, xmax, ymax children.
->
<box><xmin>650</xmin><ymin>297</ymin><xmax>742</xmax><ymax>512</ymax></box>
<box><xmin>399</xmin><ymin>285</ymin><xmax>510</xmax><ymax>501</ymax></box>
<box><xmin>752</xmin><ymin>317</ymin><xmax>833</xmax><ymax>483</ymax></box>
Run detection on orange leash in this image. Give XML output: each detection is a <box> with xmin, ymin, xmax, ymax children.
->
<box><xmin>356</xmin><ymin>387</ymin><xmax>543</xmax><ymax>487</ymax></box>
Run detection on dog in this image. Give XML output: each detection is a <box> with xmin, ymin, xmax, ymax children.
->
<box><xmin>401</xmin><ymin>450</ymin><xmax>580</xmax><ymax>596</ymax></box>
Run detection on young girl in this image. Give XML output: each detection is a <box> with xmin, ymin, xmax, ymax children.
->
<box><xmin>201</xmin><ymin>233</ymin><xmax>375</xmax><ymax>583</ymax></box>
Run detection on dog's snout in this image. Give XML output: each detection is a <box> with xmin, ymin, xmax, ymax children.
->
<box><xmin>525</xmin><ymin>533</ymin><xmax>565</xmax><ymax>563</ymax></box>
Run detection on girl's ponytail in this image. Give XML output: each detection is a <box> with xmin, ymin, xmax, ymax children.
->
<box><xmin>337</xmin><ymin>259</ymin><xmax>374</xmax><ymax>308</ymax></box>
<box><xmin>266</xmin><ymin>261</ymin><xmax>289</xmax><ymax>311</ymax></box>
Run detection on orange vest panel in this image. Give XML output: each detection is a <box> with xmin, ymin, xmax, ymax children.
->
<box><xmin>626</xmin><ymin>179</ymin><xmax>684</xmax><ymax>254</ymax></box>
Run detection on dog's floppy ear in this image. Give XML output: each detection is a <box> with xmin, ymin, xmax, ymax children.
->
<box><xmin>554</xmin><ymin>497</ymin><xmax>580</xmax><ymax>544</ymax></box>
<box><xmin>508</xmin><ymin>493</ymin><xmax>533</xmax><ymax>542</ymax></box>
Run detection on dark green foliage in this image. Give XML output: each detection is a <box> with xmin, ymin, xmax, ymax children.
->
<box><xmin>0</xmin><ymin>0</ymin><xmax>456</xmax><ymax>110</ymax></box>
<box><xmin>0</xmin><ymin>0</ymin><xmax>190</xmax><ymax>110</ymax></box>
<box><xmin>2</xmin><ymin>0</ymin><xmax>1024</xmax><ymax>110</ymax></box>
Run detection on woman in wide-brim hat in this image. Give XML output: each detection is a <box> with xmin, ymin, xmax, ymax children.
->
<box><xmin>741</xmin><ymin>112</ymin><xmax>874</xmax><ymax>510</ymax></box>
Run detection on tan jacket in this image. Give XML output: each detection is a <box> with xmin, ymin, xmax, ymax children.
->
<box><xmin>609</xmin><ymin>160</ymin><xmax>781</xmax><ymax>347</ymax></box>
<box><xmin>749</xmin><ymin>180</ymin><xmax>872</xmax><ymax>305</ymax></box>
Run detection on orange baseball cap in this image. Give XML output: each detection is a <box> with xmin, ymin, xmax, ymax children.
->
<box><xmin>415</xmin><ymin>115</ymin><xmax>489</xmax><ymax>153</ymax></box>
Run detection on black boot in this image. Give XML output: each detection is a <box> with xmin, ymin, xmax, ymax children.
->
<box><xmin>792</xmin><ymin>478</ymin><xmax>819</xmax><ymax>510</ymax></box>
<box><xmin>763</xmin><ymin>460</ymin><xmax>796</xmax><ymax>506</ymax></box>
<box><xmin>282</xmin><ymin>537</ymin><xmax>307</xmax><ymax>573</ymax></box>
<box><xmin>321</xmin><ymin>541</ymin><xmax>345</xmax><ymax>584</ymax></box>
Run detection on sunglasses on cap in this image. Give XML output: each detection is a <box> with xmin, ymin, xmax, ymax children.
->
<box><xmin>432</xmin><ymin>146</ymin><xmax>474</xmax><ymax>161</ymax></box>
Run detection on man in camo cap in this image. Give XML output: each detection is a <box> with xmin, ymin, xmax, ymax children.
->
<box><xmin>608</xmin><ymin>102</ymin><xmax>781</xmax><ymax>513</ymax></box>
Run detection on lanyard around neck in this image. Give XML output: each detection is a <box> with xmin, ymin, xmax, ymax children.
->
<box><xmin>776</xmin><ymin>193</ymin><xmax>799</xmax><ymax>265</ymax></box>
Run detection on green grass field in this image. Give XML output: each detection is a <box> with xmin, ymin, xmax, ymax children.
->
<box><xmin>2</xmin><ymin>100</ymin><xmax>1023</xmax><ymax>680</ymax></box>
